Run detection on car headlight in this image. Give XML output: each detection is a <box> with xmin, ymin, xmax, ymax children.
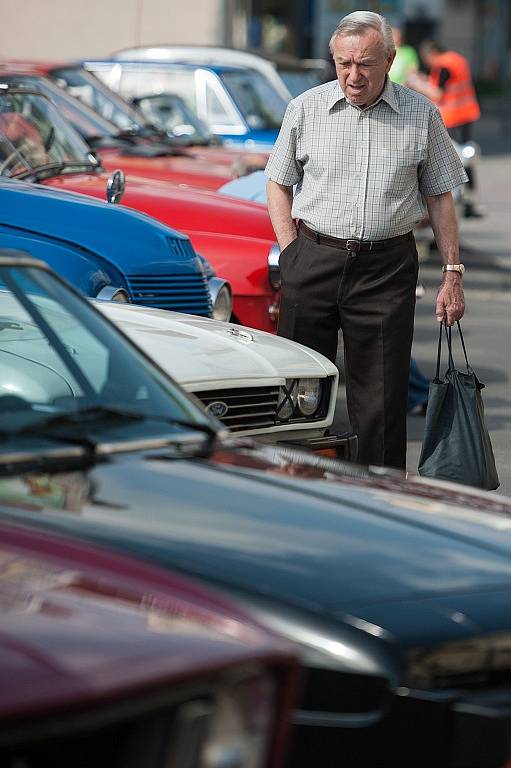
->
<box><xmin>202</xmin><ymin>674</ymin><xmax>274</xmax><ymax>768</ymax></box>
<box><xmin>208</xmin><ymin>277</ymin><xmax>233</xmax><ymax>322</ymax></box>
<box><xmin>277</xmin><ymin>378</ymin><xmax>323</xmax><ymax>421</ymax></box>
<box><xmin>166</xmin><ymin>672</ymin><xmax>274</xmax><ymax>768</ymax></box>
<box><xmin>95</xmin><ymin>285</ymin><xmax>131</xmax><ymax>303</ymax></box>
<box><xmin>268</xmin><ymin>243</ymin><xmax>281</xmax><ymax>290</ymax></box>
<box><xmin>196</xmin><ymin>252</ymin><xmax>215</xmax><ymax>280</ymax></box>
<box><xmin>277</xmin><ymin>379</ymin><xmax>298</xmax><ymax>421</ymax></box>
<box><xmin>297</xmin><ymin>378</ymin><xmax>322</xmax><ymax>416</ymax></box>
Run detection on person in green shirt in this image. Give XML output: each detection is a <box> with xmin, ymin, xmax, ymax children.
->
<box><xmin>389</xmin><ymin>26</ymin><xmax>419</xmax><ymax>85</ymax></box>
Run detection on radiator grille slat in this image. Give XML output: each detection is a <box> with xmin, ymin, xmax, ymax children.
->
<box><xmin>195</xmin><ymin>386</ymin><xmax>282</xmax><ymax>432</ymax></box>
<box><xmin>126</xmin><ymin>271</ymin><xmax>212</xmax><ymax>316</ymax></box>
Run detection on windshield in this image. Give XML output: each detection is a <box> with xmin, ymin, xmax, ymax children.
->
<box><xmin>0</xmin><ymin>263</ymin><xmax>210</xmax><ymax>438</ymax></box>
<box><xmin>6</xmin><ymin>75</ymin><xmax>116</xmax><ymax>140</ymax></box>
<box><xmin>279</xmin><ymin>68</ymin><xmax>324</xmax><ymax>97</ymax></box>
<box><xmin>133</xmin><ymin>93</ymin><xmax>212</xmax><ymax>142</ymax></box>
<box><xmin>220</xmin><ymin>69</ymin><xmax>287</xmax><ymax>130</ymax></box>
<box><xmin>0</xmin><ymin>87</ymin><xmax>97</xmax><ymax>177</ymax></box>
<box><xmin>50</xmin><ymin>66</ymin><xmax>146</xmax><ymax>133</ymax></box>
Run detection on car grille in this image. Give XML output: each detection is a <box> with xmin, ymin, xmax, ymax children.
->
<box><xmin>196</xmin><ymin>386</ymin><xmax>282</xmax><ymax>432</ymax></box>
<box><xmin>126</xmin><ymin>273</ymin><xmax>212</xmax><ymax>316</ymax></box>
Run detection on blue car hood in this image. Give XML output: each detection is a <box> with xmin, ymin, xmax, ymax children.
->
<box><xmin>0</xmin><ymin>179</ymin><xmax>197</xmax><ymax>274</ymax></box>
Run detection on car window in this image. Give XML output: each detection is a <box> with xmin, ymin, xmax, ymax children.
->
<box><xmin>0</xmin><ymin>265</ymin><xmax>209</xmax><ymax>433</ymax></box>
<box><xmin>134</xmin><ymin>93</ymin><xmax>212</xmax><ymax>141</ymax></box>
<box><xmin>195</xmin><ymin>69</ymin><xmax>245</xmax><ymax>133</ymax></box>
<box><xmin>0</xmin><ymin>89</ymin><xmax>93</xmax><ymax>175</ymax></box>
<box><xmin>118</xmin><ymin>67</ymin><xmax>198</xmax><ymax>113</ymax></box>
<box><xmin>205</xmin><ymin>79</ymin><xmax>234</xmax><ymax>124</ymax></box>
<box><xmin>51</xmin><ymin>67</ymin><xmax>143</xmax><ymax>132</ymax></box>
<box><xmin>19</xmin><ymin>75</ymin><xmax>117</xmax><ymax>139</ymax></box>
<box><xmin>220</xmin><ymin>69</ymin><xmax>287</xmax><ymax>130</ymax></box>
<box><xmin>279</xmin><ymin>69</ymin><xmax>324</xmax><ymax>97</ymax></box>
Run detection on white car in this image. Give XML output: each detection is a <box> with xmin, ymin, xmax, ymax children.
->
<box><xmin>0</xmin><ymin>282</ymin><xmax>352</xmax><ymax>452</ymax></box>
<box><xmin>95</xmin><ymin>301</ymin><xmax>355</xmax><ymax>455</ymax></box>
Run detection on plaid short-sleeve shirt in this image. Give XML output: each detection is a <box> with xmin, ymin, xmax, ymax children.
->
<box><xmin>265</xmin><ymin>78</ymin><xmax>468</xmax><ymax>240</ymax></box>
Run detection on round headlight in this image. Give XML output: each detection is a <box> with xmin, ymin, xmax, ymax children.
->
<box><xmin>297</xmin><ymin>378</ymin><xmax>322</xmax><ymax>416</ymax></box>
<box><xmin>209</xmin><ymin>278</ymin><xmax>233</xmax><ymax>322</ymax></box>
<box><xmin>277</xmin><ymin>380</ymin><xmax>297</xmax><ymax>421</ymax></box>
<box><xmin>95</xmin><ymin>285</ymin><xmax>131</xmax><ymax>303</ymax></box>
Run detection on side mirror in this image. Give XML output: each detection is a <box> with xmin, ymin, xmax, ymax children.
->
<box><xmin>106</xmin><ymin>169</ymin><xmax>126</xmax><ymax>204</ymax></box>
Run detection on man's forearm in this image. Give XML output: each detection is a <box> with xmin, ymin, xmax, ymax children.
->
<box><xmin>266</xmin><ymin>180</ymin><xmax>297</xmax><ymax>250</ymax></box>
<box><xmin>426</xmin><ymin>191</ymin><xmax>460</xmax><ymax>265</ymax></box>
<box><xmin>425</xmin><ymin>191</ymin><xmax>465</xmax><ymax>325</ymax></box>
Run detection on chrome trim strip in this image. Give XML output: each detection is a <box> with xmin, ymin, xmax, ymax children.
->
<box><xmin>292</xmin><ymin>708</ymin><xmax>383</xmax><ymax>728</ymax></box>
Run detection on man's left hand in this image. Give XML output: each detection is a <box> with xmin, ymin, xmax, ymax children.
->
<box><xmin>436</xmin><ymin>275</ymin><xmax>465</xmax><ymax>325</ymax></box>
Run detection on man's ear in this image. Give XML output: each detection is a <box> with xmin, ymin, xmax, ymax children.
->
<box><xmin>386</xmin><ymin>50</ymin><xmax>397</xmax><ymax>72</ymax></box>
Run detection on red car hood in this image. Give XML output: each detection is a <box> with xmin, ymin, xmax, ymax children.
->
<box><xmin>98</xmin><ymin>146</ymin><xmax>232</xmax><ymax>191</ymax></box>
<box><xmin>181</xmin><ymin>144</ymin><xmax>269</xmax><ymax>171</ymax></box>
<box><xmin>0</xmin><ymin>522</ymin><xmax>284</xmax><ymax>720</ymax></box>
<box><xmin>44</xmin><ymin>171</ymin><xmax>276</xmax><ymax>240</ymax></box>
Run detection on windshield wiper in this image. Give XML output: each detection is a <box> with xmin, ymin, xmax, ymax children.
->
<box><xmin>12</xmin><ymin>161</ymin><xmax>100</xmax><ymax>181</ymax></box>
<box><xmin>0</xmin><ymin>405</ymin><xmax>218</xmax><ymax>453</ymax></box>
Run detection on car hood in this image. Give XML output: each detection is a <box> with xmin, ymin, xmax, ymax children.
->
<box><xmin>0</xmin><ymin>521</ymin><xmax>275</xmax><ymax>719</ymax></box>
<box><xmin>2</xmin><ymin>441</ymin><xmax>511</xmax><ymax>648</ymax></box>
<box><xmin>0</xmin><ymin>178</ymin><xmax>197</xmax><ymax>275</ymax></box>
<box><xmin>96</xmin><ymin>302</ymin><xmax>336</xmax><ymax>386</ymax></box>
<box><xmin>98</xmin><ymin>146</ymin><xmax>232</xmax><ymax>190</ymax></box>
<box><xmin>44</xmin><ymin>171</ymin><xmax>275</xmax><ymax>240</ymax></box>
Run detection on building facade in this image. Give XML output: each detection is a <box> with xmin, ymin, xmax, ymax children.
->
<box><xmin>0</xmin><ymin>0</ymin><xmax>507</xmax><ymax>85</ymax></box>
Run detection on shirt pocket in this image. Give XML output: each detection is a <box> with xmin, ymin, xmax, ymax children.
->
<box><xmin>371</xmin><ymin>146</ymin><xmax>424</xmax><ymax>195</ymax></box>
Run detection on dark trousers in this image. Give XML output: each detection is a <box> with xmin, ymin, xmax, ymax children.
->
<box><xmin>278</xmin><ymin>230</ymin><xmax>418</xmax><ymax>469</ymax></box>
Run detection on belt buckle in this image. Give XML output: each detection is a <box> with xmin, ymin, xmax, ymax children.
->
<box><xmin>346</xmin><ymin>239</ymin><xmax>361</xmax><ymax>252</ymax></box>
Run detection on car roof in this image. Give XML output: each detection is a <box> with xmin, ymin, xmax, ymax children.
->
<box><xmin>84</xmin><ymin>58</ymin><xmax>264</xmax><ymax>75</ymax></box>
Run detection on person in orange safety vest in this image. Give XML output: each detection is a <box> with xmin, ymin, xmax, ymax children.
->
<box><xmin>415</xmin><ymin>40</ymin><xmax>480</xmax><ymax>141</ymax></box>
<box><xmin>408</xmin><ymin>40</ymin><xmax>482</xmax><ymax>217</ymax></box>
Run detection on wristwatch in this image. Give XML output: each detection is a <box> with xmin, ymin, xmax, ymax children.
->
<box><xmin>442</xmin><ymin>263</ymin><xmax>465</xmax><ymax>276</ymax></box>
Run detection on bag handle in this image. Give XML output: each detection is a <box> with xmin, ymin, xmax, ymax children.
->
<box><xmin>434</xmin><ymin>321</ymin><xmax>472</xmax><ymax>382</ymax></box>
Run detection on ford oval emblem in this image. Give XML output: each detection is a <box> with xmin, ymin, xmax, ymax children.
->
<box><xmin>206</xmin><ymin>401</ymin><xmax>229</xmax><ymax>418</ymax></box>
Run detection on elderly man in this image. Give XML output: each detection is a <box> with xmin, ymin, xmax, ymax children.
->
<box><xmin>265</xmin><ymin>10</ymin><xmax>467</xmax><ymax>470</ymax></box>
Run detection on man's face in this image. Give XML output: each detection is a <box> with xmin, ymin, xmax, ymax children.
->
<box><xmin>332</xmin><ymin>28</ymin><xmax>395</xmax><ymax>109</ymax></box>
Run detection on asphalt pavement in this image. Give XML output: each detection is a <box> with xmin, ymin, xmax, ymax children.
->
<box><xmin>333</xmin><ymin>119</ymin><xmax>511</xmax><ymax>496</ymax></box>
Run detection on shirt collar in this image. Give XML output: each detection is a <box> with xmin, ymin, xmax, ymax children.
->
<box><xmin>327</xmin><ymin>77</ymin><xmax>400</xmax><ymax>113</ymax></box>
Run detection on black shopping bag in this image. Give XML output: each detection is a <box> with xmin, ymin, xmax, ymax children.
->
<box><xmin>418</xmin><ymin>321</ymin><xmax>499</xmax><ymax>490</ymax></box>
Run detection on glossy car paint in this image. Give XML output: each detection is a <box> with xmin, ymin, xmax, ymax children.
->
<box><xmin>0</xmin><ymin>79</ymin><xmax>278</xmax><ymax>331</ymax></box>
<box><xmin>0</xmin><ymin>522</ymin><xmax>299</xmax><ymax>767</ymax></box>
<box><xmin>48</xmin><ymin>172</ymin><xmax>278</xmax><ymax>330</ymax></box>
<box><xmin>4</xmin><ymin>438</ymin><xmax>511</xmax><ymax>766</ymax></box>
<box><xmin>0</xmin><ymin>179</ymin><xmax>213</xmax><ymax>315</ymax></box>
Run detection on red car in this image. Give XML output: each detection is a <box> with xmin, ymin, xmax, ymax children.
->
<box><xmin>0</xmin><ymin>78</ymin><xmax>280</xmax><ymax>332</ymax></box>
<box><xmin>0</xmin><ymin>521</ymin><xmax>299</xmax><ymax>768</ymax></box>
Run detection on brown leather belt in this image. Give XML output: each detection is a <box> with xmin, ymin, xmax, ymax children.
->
<box><xmin>299</xmin><ymin>221</ymin><xmax>412</xmax><ymax>252</ymax></box>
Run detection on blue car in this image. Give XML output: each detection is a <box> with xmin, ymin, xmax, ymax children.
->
<box><xmin>0</xmin><ymin>178</ymin><xmax>230</xmax><ymax>317</ymax></box>
<box><xmin>83</xmin><ymin>59</ymin><xmax>285</xmax><ymax>150</ymax></box>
